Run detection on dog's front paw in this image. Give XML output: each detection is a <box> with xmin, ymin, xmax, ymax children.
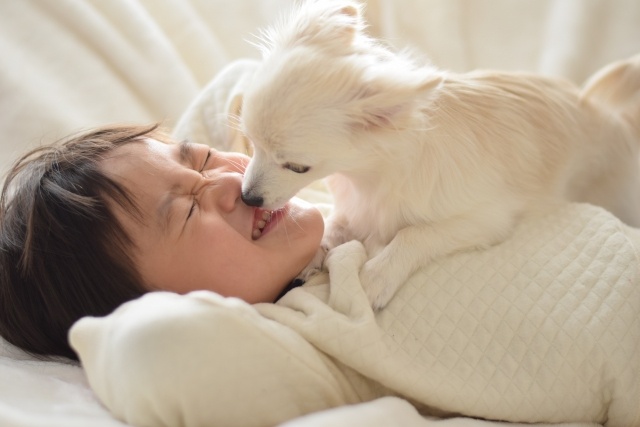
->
<box><xmin>296</xmin><ymin>245</ymin><xmax>328</xmax><ymax>282</ymax></box>
<box><xmin>359</xmin><ymin>257</ymin><xmax>402</xmax><ymax>310</ymax></box>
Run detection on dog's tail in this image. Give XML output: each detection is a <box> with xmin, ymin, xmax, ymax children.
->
<box><xmin>581</xmin><ymin>54</ymin><xmax>640</xmax><ymax>132</ymax></box>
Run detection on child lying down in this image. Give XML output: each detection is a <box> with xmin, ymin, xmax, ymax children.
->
<box><xmin>67</xmin><ymin>60</ymin><xmax>639</xmax><ymax>427</ymax></box>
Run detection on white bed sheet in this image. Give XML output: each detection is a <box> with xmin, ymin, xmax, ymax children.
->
<box><xmin>1</xmin><ymin>1</ymin><xmax>640</xmax><ymax>427</ymax></box>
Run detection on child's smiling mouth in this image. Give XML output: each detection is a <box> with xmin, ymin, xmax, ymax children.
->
<box><xmin>251</xmin><ymin>209</ymin><xmax>273</xmax><ymax>240</ymax></box>
<box><xmin>251</xmin><ymin>207</ymin><xmax>289</xmax><ymax>240</ymax></box>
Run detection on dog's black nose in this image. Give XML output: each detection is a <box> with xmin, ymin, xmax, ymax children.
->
<box><xmin>241</xmin><ymin>192</ymin><xmax>264</xmax><ymax>207</ymax></box>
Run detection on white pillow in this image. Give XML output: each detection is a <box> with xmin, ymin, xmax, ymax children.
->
<box><xmin>69</xmin><ymin>291</ymin><xmax>357</xmax><ymax>427</ymax></box>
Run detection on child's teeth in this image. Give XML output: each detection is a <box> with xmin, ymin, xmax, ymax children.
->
<box><xmin>253</xmin><ymin>210</ymin><xmax>273</xmax><ymax>239</ymax></box>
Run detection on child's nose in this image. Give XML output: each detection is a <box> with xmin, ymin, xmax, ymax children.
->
<box><xmin>202</xmin><ymin>172</ymin><xmax>243</xmax><ymax>212</ymax></box>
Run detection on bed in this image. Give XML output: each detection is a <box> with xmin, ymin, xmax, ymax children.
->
<box><xmin>1</xmin><ymin>1</ymin><xmax>640</xmax><ymax>426</ymax></box>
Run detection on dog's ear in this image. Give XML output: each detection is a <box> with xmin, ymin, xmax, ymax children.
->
<box><xmin>297</xmin><ymin>0</ymin><xmax>363</xmax><ymax>47</ymax></box>
<box><xmin>263</xmin><ymin>1</ymin><xmax>364</xmax><ymax>54</ymax></box>
<box><xmin>350</xmin><ymin>72</ymin><xmax>443</xmax><ymax>131</ymax></box>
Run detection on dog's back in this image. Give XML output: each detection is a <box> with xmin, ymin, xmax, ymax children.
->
<box><xmin>415</xmin><ymin>65</ymin><xmax>640</xmax><ymax>226</ymax></box>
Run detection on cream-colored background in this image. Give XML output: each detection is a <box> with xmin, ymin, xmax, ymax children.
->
<box><xmin>1</xmin><ymin>0</ymin><xmax>639</xmax><ymax>176</ymax></box>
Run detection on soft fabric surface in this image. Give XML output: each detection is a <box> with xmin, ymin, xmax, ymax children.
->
<box><xmin>71</xmin><ymin>205</ymin><xmax>640</xmax><ymax>427</ymax></box>
<box><xmin>2</xmin><ymin>1</ymin><xmax>640</xmax><ymax>427</ymax></box>
<box><xmin>69</xmin><ymin>203</ymin><xmax>640</xmax><ymax>427</ymax></box>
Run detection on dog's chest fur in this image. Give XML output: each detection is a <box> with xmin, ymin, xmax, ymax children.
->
<box><xmin>327</xmin><ymin>173</ymin><xmax>407</xmax><ymax>248</ymax></box>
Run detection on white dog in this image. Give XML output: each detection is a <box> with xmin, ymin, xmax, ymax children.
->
<box><xmin>240</xmin><ymin>0</ymin><xmax>640</xmax><ymax>309</ymax></box>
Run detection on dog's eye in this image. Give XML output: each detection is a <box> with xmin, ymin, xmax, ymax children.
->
<box><xmin>283</xmin><ymin>162</ymin><xmax>310</xmax><ymax>174</ymax></box>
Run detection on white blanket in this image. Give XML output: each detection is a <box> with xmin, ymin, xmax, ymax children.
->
<box><xmin>69</xmin><ymin>203</ymin><xmax>640</xmax><ymax>427</ymax></box>
<box><xmin>2</xmin><ymin>1</ymin><xmax>640</xmax><ymax>427</ymax></box>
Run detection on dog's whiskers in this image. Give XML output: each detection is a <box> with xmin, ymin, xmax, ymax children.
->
<box><xmin>286</xmin><ymin>207</ymin><xmax>306</xmax><ymax>233</ymax></box>
<box><xmin>228</xmin><ymin>159</ymin><xmax>247</xmax><ymax>172</ymax></box>
<box><xmin>279</xmin><ymin>208</ymin><xmax>292</xmax><ymax>247</ymax></box>
<box><xmin>226</xmin><ymin>113</ymin><xmax>242</xmax><ymax>131</ymax></box>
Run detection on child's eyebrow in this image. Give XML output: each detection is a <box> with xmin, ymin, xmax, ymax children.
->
<box><xmin>178</xmin><ymin>139</ymin><xmax>195</xmax><ymax>164</ymax></box>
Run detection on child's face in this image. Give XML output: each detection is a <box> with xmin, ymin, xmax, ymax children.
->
<box><xmin>101</xmin><ymin>138</ymin><xmax>324</xmax><ymax>303</ymax></box>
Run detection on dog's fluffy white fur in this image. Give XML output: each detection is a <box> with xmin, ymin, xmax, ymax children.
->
<box><xmin>240</xmin><ymin>0</ymin><xmax>640</xmax><ymax>309</ymax></box>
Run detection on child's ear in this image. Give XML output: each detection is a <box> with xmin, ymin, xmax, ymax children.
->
<box><xmin>350</xmin><ymin>72</ymin><xmax>443</xmax><ymax>132</ymax></box>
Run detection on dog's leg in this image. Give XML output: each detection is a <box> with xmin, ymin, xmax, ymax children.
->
<box><xmin>296</xmin><ymin>214</ymin><xmax>352</xmax><ymax>281</ymax></box>
<box><xmin>361</xmin><ymin>206</ymin><xmax>519</xmax><ymax>310</ymax></box>
<box><xmin>296</xmin><ymin>246</ymin><xmax>328</xmax><ymax>282</ymax></box>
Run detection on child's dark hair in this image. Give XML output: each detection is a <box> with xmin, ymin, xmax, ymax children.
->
<box><xmin>0</xmin><ymin>124</ymin><xmax>164</xmax><ymax>360</ymax></box>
